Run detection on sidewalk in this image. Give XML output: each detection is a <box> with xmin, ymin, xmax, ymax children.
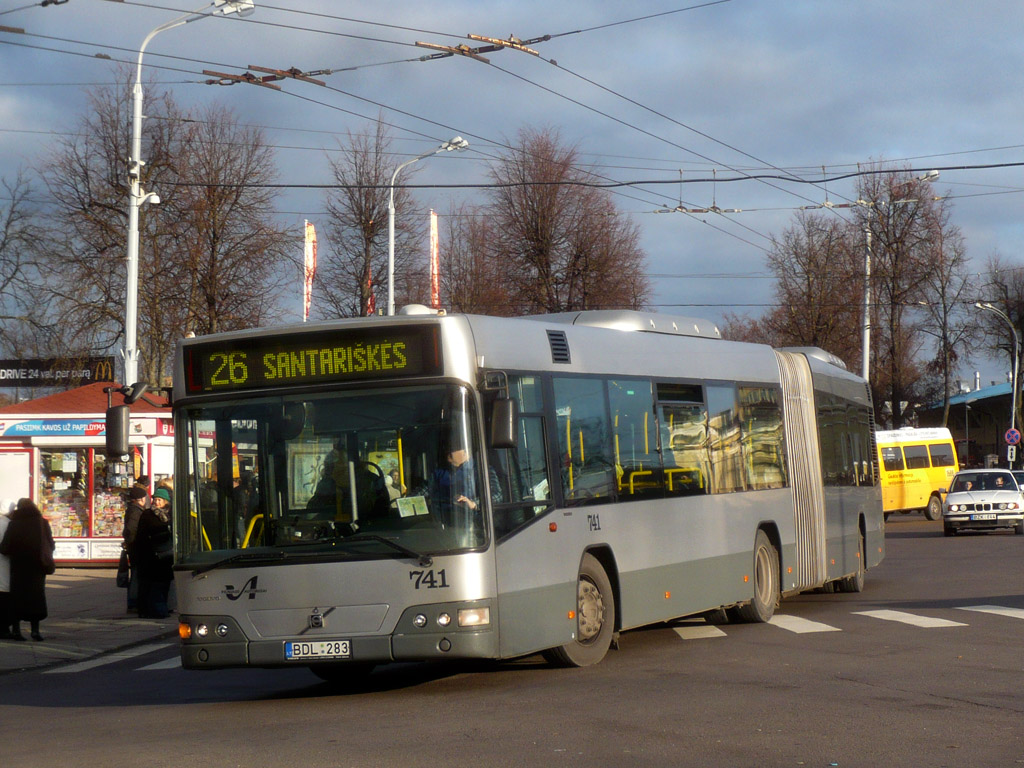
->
<box><xmin>0</xmin><ymin>568</ymin><xmax>178</xmax><ymax>674</ymax></box>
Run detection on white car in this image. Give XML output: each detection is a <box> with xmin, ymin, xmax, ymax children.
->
<box><xmin>943</xmin><ymin>470</ymin><xmax>1024</xmax><ymax>536</ymax></box>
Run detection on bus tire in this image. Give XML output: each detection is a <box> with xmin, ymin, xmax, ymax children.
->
<box><xmin>925</xmin><ymin>495</ymin><xmax>942</xmax><ymax>521</ymax></box>
<box><xmin>702</xmin><ymin>607</ymin><xmax>730</xmax><ymax>625</ymax></box>
<box><xmin>543</xmin><ymin>553</ymin><xmax>615</xmax><ymax>667</ymax></box>
<box><xmin>836</xmin><ymin>535</ymin><xmax>865</xmax><ymax>593</ymax></box>
<box><xmin>735</xmin><ymin>530</ymin><xmax>779</xmax><ymax>623</ymax></box>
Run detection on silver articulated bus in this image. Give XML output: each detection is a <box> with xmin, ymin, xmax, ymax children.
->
<box><xmin>171</xmin><ymin>308</ymin><xmax>884</xmax><ymax>680</ymax></box>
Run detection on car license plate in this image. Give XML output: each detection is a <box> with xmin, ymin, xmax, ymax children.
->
<box><xmin>971</xmin><ymin>513</ymin><xmax>996</xmax><ymax>521</ymax></box>
<box><xmin>285</xmin><ymin>640</ymin><xmax>351</xmax><ymax>660</ymax></box>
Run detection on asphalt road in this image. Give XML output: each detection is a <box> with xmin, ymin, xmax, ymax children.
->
<box><xmin>3</xmin><ymin>516</ymin><xmax>1022</xmax><ymax>768</ymax></box>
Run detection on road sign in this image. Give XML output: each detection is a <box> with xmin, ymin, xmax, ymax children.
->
<box><xmin>1006</xmin><ymin>428</ymin><xmax>1021</xmax><ymax>446</ymax></box>
<box><xmin>1009</xmin><ymin>445</ymin><xmax>1017</xmax><ymax>464</ymax></box>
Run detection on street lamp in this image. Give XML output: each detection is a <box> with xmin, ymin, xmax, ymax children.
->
<box><xmin>975</xmin><ymin>301</ymin><xmax>1020</xmax><ymax>467</ymax></box>
<box><xmin>387</xmin><ymin>136</ymin><xmax>469</xmax><ymax>316</ymax></box>
<box><xmin>122</xmin><ymin>0</ymin><xmax>254</xmax><ymax>387</ymax></box>
<box><xmin>859</xmin><ymin>170</ymin><xmax>939</xmax><ymax>384</ymax></box>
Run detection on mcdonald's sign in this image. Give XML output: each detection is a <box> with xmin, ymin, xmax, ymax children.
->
<box><xmin>0</xmin><ymin>357</ymin><xmax>117</xmax><ymax>388</ymax></box>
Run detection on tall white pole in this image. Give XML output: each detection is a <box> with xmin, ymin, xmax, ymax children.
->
<box><xmin>861</xmin><ymin>227</ymin><xmax>872</xmax><ymax>383</ymax></box>
<box><xmin>123</xmin><ymin>1</ymin><xmax>254</xmax><ymax>385</ymax></box>
<box><xmin>387</xmin><ymin>137</ymin><xmax>468</xmax><ymax>316</ymax></box>
<box><xmin>976</xmin><ymin>302</ymin><xmax>1020</xmax><ymax>468</ymax></box>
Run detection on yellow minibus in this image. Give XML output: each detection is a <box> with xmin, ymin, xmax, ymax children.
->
<box><xmin>876</xmin><ymin>427</ymin><xmax>958</xmax><ymax>521</ymax></box>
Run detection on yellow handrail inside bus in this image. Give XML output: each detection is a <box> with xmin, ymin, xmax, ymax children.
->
<box><xmin>189</xmin><ymin>509</ymin><xmax>213</xmax><ymax>551</ymax></box>
<box><xmin>241</xmin><ymin>513</ymin><xmax>264</xmax><ymax>548</ymax></box>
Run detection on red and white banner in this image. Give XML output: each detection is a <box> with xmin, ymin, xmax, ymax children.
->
<box><xmin>303</xmin><ymin>220</ymin><xmax>317</xmax><ymax>321</ymax></box>
<box><xmin>365</xmin><ymin>265</ymin><xmax>376</xmax><ymax>316</ymax></box>
<box><xmin>429</xmin><ymin>209</ymin><xmax>440</xmax><ymax>309</ymax></box>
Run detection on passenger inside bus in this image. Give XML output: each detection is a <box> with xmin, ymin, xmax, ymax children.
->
<box><xmin>306</xmin><ymin>444</ymin><xmax>390</xmax><ymax>525</ymax></box>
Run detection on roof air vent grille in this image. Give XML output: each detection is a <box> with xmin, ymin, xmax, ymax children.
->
<box><xmin>547</xmin><ymin>330</ymin><xmax>571</xmax><ymax>364</ymax></box>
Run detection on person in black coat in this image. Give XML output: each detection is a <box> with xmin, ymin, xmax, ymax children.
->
<box><xmin>133</xmin><ymin>487</ymin><xmax>173</xmax><ymax>619</ymax></box>
<box><xmin>0</xmin><ymin>498</ymin><xmax>54</xmax><ymax>641</ymax></box>
<box><xmin>122</xmin><ymin>486</ymin><xmax>148</xmax><ymax>613</ymax></box>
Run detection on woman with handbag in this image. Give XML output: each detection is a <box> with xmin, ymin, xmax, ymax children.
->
<box><xmin>0</xmin><ymin>498</ymin><xmax>55</xmax><ymax>641</ymax></box>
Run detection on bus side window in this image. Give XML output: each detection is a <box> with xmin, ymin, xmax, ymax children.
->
<box><xmin>489</xmin><ymin>375</ymin><xmax>552</xmax><ymax>537</ymax></box>
<box><xmin>553</xmin><ymin>377</ymin><xmax>615</xmax><ymax>505</ymax></box>
<box><xmin>929</xmin><ymin>442</ymin><xmax>956</xmax><ymax>468</ymax></box>
<box><xmin>657</xmin><ymin>382</ymin><xmax>709</xmax><ymax>498</ymax></box>
<box><xmin>609</xmin><ymin>379</ymin><xmax>661</xmax><ymax>501</ymax></box>
<box><xmin>903</xmin><ymin>444</ymin><xmax>930</xmax><ymax>470</ymax></box>
<box><xmin>881</xmin><ymin>446</ymin><xmax>904</xmax><ymax>472</ymax></box>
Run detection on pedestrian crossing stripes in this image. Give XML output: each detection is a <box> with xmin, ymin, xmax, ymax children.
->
<box><xmin>673</xmin><ymin>624</ymin><xmax>726</xmax><ymax>640</ymax></box>
<box><xmin>43</xmin><ymin>641</ymin><xmax>173</xmax><ymax>674</ymax></box>
<box><xmin>852</xmin><ymin>609</ymin><xmax>967</xmax><ymax>628</ymax></box>
<box><xmin>34</xmin><ymin>603</ymin><xmax>1024</xmax><ymax>671</ymax></box>
<box><xmin>956</xmin><ymin>604</ymin><xmax>1024</xmax><ymax>621</ymax></box>
<box><xmin>768</xmin><ymin>614</ymin><xmax>841</xmax><ymax>634</ymax></box>
<box><xmin>137</xmin><ymin>656</ymin><xmax>182</xmax><ymax>671</ymax></box>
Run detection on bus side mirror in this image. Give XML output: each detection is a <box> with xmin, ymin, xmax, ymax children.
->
<box><xmin>105</xmin><ymin>404</ymin><xmax>130</xmax><ymax>457</ymax></box>
<box><xmin>490</xmin><ymin>398</ymin><xmax>518</xmax><ymax>450</ymax></box>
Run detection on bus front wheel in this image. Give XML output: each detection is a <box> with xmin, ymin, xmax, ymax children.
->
<box><xmin>543</xmin><ymin>553</ymin><xmax>615</xmax><ymax>667</ymax></box>
<box><xmin>735</xmin><ymin>530</ymin><xmax>779</xmax><ymax>623</ymax></box>
<box><xmin>925</xmin><ymin>495</ymin><xmax>942</xmax><ymax>521</ymax></box>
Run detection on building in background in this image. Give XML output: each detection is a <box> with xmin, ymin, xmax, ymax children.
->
<box><xmin>0</xmin><ymin>383</ymin><xmax>171</xmax><ymax>564</ymax></box>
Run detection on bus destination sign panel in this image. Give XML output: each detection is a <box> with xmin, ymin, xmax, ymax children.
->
<box><xmin>184</xmin><ymin>326</ymin><xmax>442</xmax><ymax>394</ymax></box>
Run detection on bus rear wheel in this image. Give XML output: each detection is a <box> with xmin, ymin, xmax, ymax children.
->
<box><xmin>836</xmin><ymin>535</ymin><xmax>865</xmax><ymax>593</ymax></box>
<box><xmin>925</xmin><ymin>495</ymin><xmax>942</xmax><ymax>521</ymax></box>
<box><xmin>735</xmin><ymin>530</ymin><xmax>779</xmax><ymax>623</ymax></box>
<box><xmin>543</xmin><ymin>553</ymin><xmax>615</xmax><ymax>667</ymax></box>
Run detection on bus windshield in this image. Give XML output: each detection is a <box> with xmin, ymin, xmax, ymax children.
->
<box><xmin>176</xmin><ymin>384</ymin><xmax>485</xmax><ymax>565</ymax></box>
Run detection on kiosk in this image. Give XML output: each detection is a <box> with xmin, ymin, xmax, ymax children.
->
<box><xmin>0</xmin><ymin>382</ymin><xmax>171</xmax><ymax>564</ymax></box>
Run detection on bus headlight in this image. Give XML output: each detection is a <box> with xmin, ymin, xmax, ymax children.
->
<box><xmin>437</xmin><ymin>612</ymin><xmax>452</xmax><ymax>627</ymax></box>
<box><xmin>458</xmin><ymin>607</ymin><xmax>490</xmax><ymax>627</ymax></box>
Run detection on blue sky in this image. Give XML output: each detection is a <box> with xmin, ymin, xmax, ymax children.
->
<box><xmin>2</xmin><ymin>0</ymin><xmax>1023</xmax><ymax>385</ymax></box>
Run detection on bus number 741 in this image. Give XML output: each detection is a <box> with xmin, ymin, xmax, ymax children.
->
<box><xmin>409</xmin><ymin>569</ymin><xmax>450</xmax><ymax>589</ymax></box>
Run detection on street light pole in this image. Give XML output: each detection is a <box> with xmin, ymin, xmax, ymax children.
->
<box><xmin>122</xmin><ymin>0</ymin><xmax>254</xmax><ymax>387</ymax></box>
<box><xmin>976</xmin><ymin>301</ymin><xmax>1020</xmax><ymax>467</ymax></box>
<box><xmin>387</xmin><ymin>136</ymin><xmax>469</xmax><ymax>316</ymax></box>
<box><xmin>861</xmin><ymin>226</ymin><xmax>871</xmax><ymax>382</ymax></box>
<box><xmin>857</xmin><ymin>170</ymin><xmax>938</xmax><ymax>387</ymax></box>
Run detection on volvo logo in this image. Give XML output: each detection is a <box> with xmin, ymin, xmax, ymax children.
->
<box><xmin>222</xmin><ymin>576</ymin><xmax>266</xmax><ymax>601</ymax></box>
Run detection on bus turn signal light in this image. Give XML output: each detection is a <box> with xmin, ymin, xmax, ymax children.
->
<box><xmin>178</xmin><ymin>623</ymin><xmax>192</xmax><ymax>640</ymax></box>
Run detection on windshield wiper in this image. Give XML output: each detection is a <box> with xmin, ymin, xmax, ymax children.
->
<box><xmin>338</xmin><ymin>533</ymin><xmax>433</xmax><ymax>567</ymax></box>
<box><xmin>187</xmin><ymin>541</ymin><xmax>340</xmax><ymax>577</ymax></box>
<box><xmin>189</xmin><ymin>550</ymin><xmax>287</xmax><ymax>577</ymax></box>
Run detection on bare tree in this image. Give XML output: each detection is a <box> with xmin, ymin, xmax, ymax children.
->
<box><xmin>319</xmin><ymin>119</ymin><xmax>421</xmax><ymax>317</ymax></box>
<box><xmin>978</xmin><ymin>254</ymin><xmax>1024</xmax><ymax>429</ymax></box>
<box><xmin>439</xmin><ymin>204</ymin><xmax>511</xmax><ymax>314</ymax></box>
<box><xmin>486</xmin><ymin>127</ymin><xmax>649</xmax><ymax>314</ymax></box>
<box><xmin>39</xmin><ymin>74</ymin><xmax>292</xmax><ymax>386</ymax></box>
<box><xmin>0</xmin><ymin>172</ymin><xmax>47</xmax><ymax>354</ymax></box>
<box><xmin>750</xmin><ymin>211</ymin><xmax>863</xmax><ymax>365</ymax></box>
<box><xmin>917</xmin><ymin>211</ymin><xmax>974</xmax><ymax>425</ymax></box>
<box><xmin>171</xmin><ymin>105</ymin><xmax>292</xmax><ymax>338</ymax></box>
<box><xmin>855</xmin><ymin>167</ymin><xmax>949</xmax><ymax>427</ymax></box>
<box><xmin>39</xmin><ymin>76</ymin><xmax>183</xmax><ymax>370</ymax></box>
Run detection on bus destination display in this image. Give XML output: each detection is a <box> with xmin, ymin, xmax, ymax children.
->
<box><xmin>185</xmin><ymin>326</ymin><xmax>441</xmax><ymax>393</ymax></box>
